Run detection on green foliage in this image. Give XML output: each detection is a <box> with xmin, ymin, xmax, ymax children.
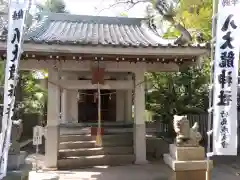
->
<box><xmin>119</xmin><ymin>12</ymin><xmax>128</xmax><ymax>17</ymax></box>
<box><xmin>0</xmin><ymin>61</ymin><xmax>5</xmax><ymax>86</ymax></box>
<box><xmin>162</xmin><ymin>26</ymin><xmax>181</xmax><ymax>38</ymax></box>
<box><xmin>147</xmin><ymin>62</ymin><xmax>209</xmax><ymax>115</ymax></box>
<box><xmin>176</xmin><ymin>0</ymin><xmax>212</xmax><ymax>41</ymax></box>
<box><xmin>146</xmin><ymin>0</ymin><xmax>212</xmax><ymax>43</ymax></box>
<box><xmin>19</xmin><ymin>71</ymin><xmax>46</xmax><ymax>114</ymax></box>
<box><xmin>146</xmin><ymin>0</ymin><xmax>212</xmax><ymax>130</ymax></box>
<box><xmin>146</xmin><ymin>62</ymin><xmax>210</xmax><ymax>136</ymax></box>
<box><xmin>35</xmin><ymin>0</ymin><xmax>68</xmax><ymax>13</ymax></box>
<box><xmin>34</xmin><ymin>0</ymin><xmax>68</xmax><ymax>21</ymax></box>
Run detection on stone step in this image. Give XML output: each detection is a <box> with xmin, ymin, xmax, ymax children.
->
<box><xmin>60</xmin><ymin>125</ymin><xmax>134</xmax><ymax>135</ymax></box>
<box><xmin>59</xmin><ymin>146</ymin><xmax>134</xmax><ymax>157</ymax></box>
<box><xmin>58</xmin><ymin>154</ymin><xmax>135</xmax><ymax>169</ymax></box>
<box><xmin>59</xmin><ymin>141</ymin><xmax>96</xmax><ymax>149</ymax></box>
<box><xmin>60</xmin><ymin>127</ymin><xmax>91</xmax><ymax>135</ymax></box>
<box><xmin>60</xmin><ymin>134</ymin><xmax>93</xmax><ymax>142</ymax></box>
<box><xmin>59</xmin><ymin>138</ymin><xmax>133</xmax><ymax>150</ymax></box>
<box><xmin>59</xmin><ymin>134</ymin><xmax>133</xmax><ymax>143</ymax></box>
<box><xmin>60</xmin><ymin>122</ymin><xmax>133</xmax><ymax>128</ymax></box>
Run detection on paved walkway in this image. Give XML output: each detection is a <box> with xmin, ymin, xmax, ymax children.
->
<box><xmin>29</xmin><ymin>163</ymin><xmax>170</xmax><ymax>180</ymax></box>
<box><xmin>211</xmin><ymin>156</ymin><xmax>240</xmax><ymax>180</ymax></box>
<box><xmin>27</xmin><ymin>158</ymin><xmax>240</xmax><ymax>180</ymax></box>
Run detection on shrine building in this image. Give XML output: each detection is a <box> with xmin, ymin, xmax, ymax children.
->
<box><xmin>0</xmin><ymin>13</ymin><xmax>208</xmax><ymax>169</ymax></box>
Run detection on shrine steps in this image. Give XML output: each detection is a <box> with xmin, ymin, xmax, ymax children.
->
<box><xmin>57</xmin><ymin>133</ymin><xmax>134</xmax><ymax>169</ymax></box>
<box><xmin>59</xmin><ymin>146</ymin><xmax>134</xmax><ymax>157</ymax></box>
<box><xmin>59</xmin><ymin>134</ymin><xmax>133</xmax><ymax>143</ymax></box>
<box><xmin>59</xmin><ymin>122</ymin><xmax>134</xmax><ymax>136</ymax></box>
<box><xmin>58</xmin><ymin>155</ymin><xmax>135</xmax><ymax>169</ymax></box>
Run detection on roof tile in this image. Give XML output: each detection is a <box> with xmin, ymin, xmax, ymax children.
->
<box><xmin>0</xmin><ymin>13</ymin><xmax>207</xmax><ymax>49</ymax></box>
<box><xmin>24</xmin><ymin>13</ymin><xmax>169</xmax><ymax>47</ymax></box>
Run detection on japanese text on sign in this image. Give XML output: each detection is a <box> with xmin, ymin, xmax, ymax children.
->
<box><xmin>213</xmin><ymin>2</ymin><xmax>240</xmax><ymax>155</ymax></box>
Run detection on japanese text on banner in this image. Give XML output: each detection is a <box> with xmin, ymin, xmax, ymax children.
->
<box><xmin>0</xmin><ymin>1</ymin><xmax>28</xmax><ymax>179</ymax></box>
<box><xmin>213</xmin><ymin>1</ymin><xmax>240</xmax><ymax>156</ymax></box>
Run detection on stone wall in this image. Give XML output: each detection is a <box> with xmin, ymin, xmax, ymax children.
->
<box><xmin>146</xmin><ymin>136</ymin><xmax>169</xmax><ymax>159</ymax></box>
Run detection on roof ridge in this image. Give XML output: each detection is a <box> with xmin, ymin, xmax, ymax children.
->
<box><xmin>40</xmin><ymin>12</ymin><xmax>146</xmax><ymax>25</ymax></box>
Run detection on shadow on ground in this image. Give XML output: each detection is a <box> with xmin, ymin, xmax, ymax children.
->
<box><xmin>29</xmin><ymin>161</ymin><xmax>171</xmax><ymax>180</ymax></box>
<box><xmin>22</xmin><ymin>141</ymin><xmax>240</xmax><ymax>180</ymax></box>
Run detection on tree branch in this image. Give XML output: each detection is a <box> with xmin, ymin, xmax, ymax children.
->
<box><xmin>96</xmin><ymin>0</ymin><xmax>150</xmax><ymax>15</ymax></box>
<box><xmin>96</xmin><ymin>0</ymin><xmax>192</xmax><ymax>45</ymax></box>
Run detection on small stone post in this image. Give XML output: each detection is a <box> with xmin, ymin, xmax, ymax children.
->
<box><xmin>7</xmin><ymin>119</ymin><xmax>27</xmax><ymax>170</ymax></box>
<box><xmin>163</xmin><ymin>115</ymin><xmax>213</xmax><ymax>180</ymax></box>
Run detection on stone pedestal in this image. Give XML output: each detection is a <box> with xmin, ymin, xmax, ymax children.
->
<box><xmin>164</xmin><ymin>144</ymin><xmax>213</xmax><ymax>180</ymax></box>
<box><xmin>4</xmin><ymin>164</ymin><xmax>31</xmax><ymax>180</ymax></box>
<box><xmin>7</xmin><ymin>151</ymin><xmax>27</xmax><ymax>170</ymax></box>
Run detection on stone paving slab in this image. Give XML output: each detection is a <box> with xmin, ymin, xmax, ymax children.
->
<box><xmin>29</xmin><ymin>164</ymin><xmax>170</xmax><ymax>180</ymax></box>
<box><xmin>28</xmin><ymin>162</ymin><xmax>240</xmax><ymax>180</ymax></box>
<box><xmin>26</xmin><ymin>154</ymin><xmax>240</xmax><ymax>180</ymax></box>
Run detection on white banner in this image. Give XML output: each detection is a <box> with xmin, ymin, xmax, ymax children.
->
<box><xmin>213</xmin><ymin>0</ymin><xmax>240</xmax><ymax>155</ymax></box>
<box><xmin>0</xmin><ymin>0</ymin><xmax>28</xmax><ymax>178</ymax></box>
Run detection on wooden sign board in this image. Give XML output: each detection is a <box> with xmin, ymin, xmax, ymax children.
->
<box><xmin>33</xmin><ymin>125</ymin><xmax>44</xmax><ymax>145</ymax></box>
<box><xmin>92</xmin><ymin>67</ymin><xmax>105</xmax><ymax>85</ymax></box>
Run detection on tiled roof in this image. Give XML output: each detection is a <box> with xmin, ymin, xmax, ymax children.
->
<box><xmin>0</xmin><ymin>13</ymin><xmax>207</xmax><ymax>49</ymax></box>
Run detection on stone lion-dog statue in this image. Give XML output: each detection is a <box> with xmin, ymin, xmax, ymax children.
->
<box><xmin>173</xmin><ymin>115</ymin><xmax>202</xmax><ymax>147</ymax></box>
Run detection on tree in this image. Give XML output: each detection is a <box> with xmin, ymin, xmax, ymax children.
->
<box><xmin>145</xmin><ymin>64</ymin><xmax>210</xmax><ymax>138</ymax></box>
<box><xmin>147</xmin><ymin>0</ymin><xmax>211</xmax><ymax>137</ymax></box>
<box><xmin>163</xmin><ymin>0</ymin><xmax>212</xmax><ymax>42</ymax></box>
<box><xmin>98</xmin><ymin>0</ymin><xmax>212</xmax><ymax>44</ymax></box>
<box><xmin>35</xmin><ymin>0</ymin><xmax>68</xmax><ymax>14</ymax></box>
<box><xmin>146</xmin><ymin>62</ymin><xmax>210</xmax><ymax>120</ymax></box>
<box><xmin>19</xmin><ymin>72</ymin><xmax>47</xmax><ymax>114</ymax></box>
<box><xmin>99</xmin><ymin>0</ymin><xmax>212</xmax><ymax>137</ymax></box>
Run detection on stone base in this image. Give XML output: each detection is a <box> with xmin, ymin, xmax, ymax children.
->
<box><xmin>164</xmin><ymin>153</ymin><xmax>213</xmax><ymax>180</ymax></box>
<box><xmin>134</xmin><ymin>124</ymin><xmax>147</xmax><ymax>163</ymax></box>
<box><xmin>163</xmin><ymin>154</ymin><xmax>213</xmax><ymax>171</ymax></box>
<box><xmin>29</xmin><ymin>171</ymin><xmax>59</xmax><ymax>180</ymax></box>
<box><xmin>3</xmin><ymin>164</ymin><xmax>31</xmax><ymax>180</ymax></box>
<box><xmin>169</xmin><ymin>144</ymin><xmax>205</xmax><ymax>161</ymax></box>
<box><xmin>135</xmin><ymin>160</ymin><xmax>149</xmax><ymax>165</ymax></box>
<box><xmin>45</xmin><ymin>125</ymin><xmax>59</xmax><ymax>168</ymax></box>
<box><xmin>7</xmin><ymin>151</ymin><xmax>27</xmax><ymax>170</ymax></box>
<box><xmin>169</xmin><ymin>170</ymin><xmax>208</xmax><ymax>180</ymax></box>
<box><xmin>164</xmin><ymin>143</ymin><xmax>213</xmax><ymax>180</ymax></box>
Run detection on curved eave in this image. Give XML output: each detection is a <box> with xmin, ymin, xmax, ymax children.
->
<box><xmin>0</xmin><ymin>41</ymin><xmax>208</xmax><ymax>58</ymax></box>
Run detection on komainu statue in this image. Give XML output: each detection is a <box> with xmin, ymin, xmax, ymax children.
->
<box><xmin>9</xmin><ymin>119</ymin><xmax>23</xmax><ymax>154</ymax></box>
<box><xmin>173</xmin><ymin>115</ymin><xmax>202</xmax><ymax>147</ymax></box>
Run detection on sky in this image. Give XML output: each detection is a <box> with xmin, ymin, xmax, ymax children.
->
<box><xmin>34</xmin><ymin>0</ymin><xmax>147</xmax><ymax>17</ymax></box>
